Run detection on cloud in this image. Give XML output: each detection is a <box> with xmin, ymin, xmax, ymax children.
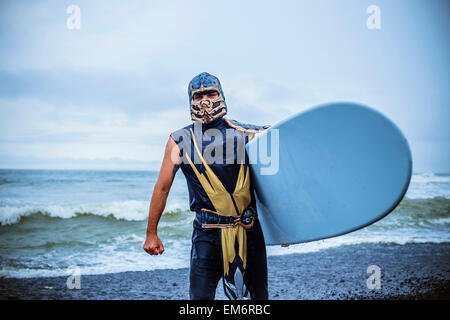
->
<box><xmin>0</xmin><ymin>69</ymin><xmax>187</xmax><ymax>114</ymax></box>
<box><xmin>222</xmin><ymin>73</ymin><xmax>345</xmax><ymax>124</ymax></box>
<box><xmin>0</xmin><ymin>0</ymin><xmax>448</xmax><ymax>172</ymax></box>
<box><xmin>0</xmin><ymin>97</ymin><xmax>189</xmax><ymax>162</ymax></box>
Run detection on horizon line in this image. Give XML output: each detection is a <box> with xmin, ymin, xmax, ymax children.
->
<box><xmin>0</xmin><ymin>167</ymin><xmax>448</xmax><ymax>175</ymax></box>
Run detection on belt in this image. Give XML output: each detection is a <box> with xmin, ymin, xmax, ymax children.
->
<box><xmin>198</xmin><ymin>207</ymin><xmax>257</xmax><ymax>229</ymax></box>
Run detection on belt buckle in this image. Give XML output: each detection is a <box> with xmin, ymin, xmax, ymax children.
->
<box><xmin>234</xmin><ymin>207</ymin><xmax>256</xmax><ymax>229</ymax></box>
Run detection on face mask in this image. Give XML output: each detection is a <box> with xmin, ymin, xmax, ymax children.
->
<box><xmin>190</xmin><ymin>89</ymin><xmax>227</xmax><ymax>123</ymax></box>
<box><xmin>188</xmin><ymin>72</ymin><xmax>228</xmax><ymax>123</ymax></box>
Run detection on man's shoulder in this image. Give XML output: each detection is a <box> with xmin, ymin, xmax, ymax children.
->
<box><xmin>224</xmin><ymin>118</ymin><xmax>270</xmax><ymax>133</ymax></box>
<box><xmin>171</xmin><ymin>123</ymin><xmax>194</xmax><ymax>134</ymax></box>
<box><xmin>169</xmin><ymin>123</ymin><xmax>194</xmax><ymax>144</ymax></box>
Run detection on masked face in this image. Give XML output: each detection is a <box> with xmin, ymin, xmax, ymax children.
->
<box><xmin>189</xmin><ymin>72</ymin><xmax>227</xmax><ymax>123</ymax></box>
<box><xmin>191</xmin><ymin>89</ymin><xmax>226</xmax><ymax>123</ymax></box>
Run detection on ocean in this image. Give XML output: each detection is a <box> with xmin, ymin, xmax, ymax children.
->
<box><xmin>0</xmin><ymin>169</ymin><xmax>449</xmax><ymax>278</ymax></box>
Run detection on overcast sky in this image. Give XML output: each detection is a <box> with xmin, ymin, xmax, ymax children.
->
<box><xmin>0</xmin><ymin>0</ymin><xmax>448</xmax><ymax>172</ymax></box>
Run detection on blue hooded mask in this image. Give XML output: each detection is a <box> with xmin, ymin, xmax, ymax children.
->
<box><xmin>188</xmin><ymin>72</ymin><xmax>227</xmax><ymax>122</ymax></box>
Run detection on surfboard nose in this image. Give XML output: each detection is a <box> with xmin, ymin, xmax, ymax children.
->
<box><xmin>247</xmin><ymin>102</ymin><xmax>412</xmax><ymax>245</ymax></box>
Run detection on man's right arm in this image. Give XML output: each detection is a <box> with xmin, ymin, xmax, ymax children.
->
<box><xmin>143</xmin><ymin>137</ymin><xmax>181</xmax><ymax>255</ymax></box>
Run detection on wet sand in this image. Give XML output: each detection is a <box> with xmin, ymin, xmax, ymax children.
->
<box><xmin>0</xmin><ymin>243</ymin><xmax>449</xmax><ymax>300</ymax></box>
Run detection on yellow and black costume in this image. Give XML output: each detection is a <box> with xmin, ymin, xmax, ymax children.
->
<box><xmin>170</xmin><ymin>72</ymin><xmax>269</xmax><ymax>300</ymax></box>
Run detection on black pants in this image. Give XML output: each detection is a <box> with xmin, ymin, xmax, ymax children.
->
<box><xmin>189</xmin><ymin>214</ymin><xmax>268</xmax><ymax>300</ymax></box>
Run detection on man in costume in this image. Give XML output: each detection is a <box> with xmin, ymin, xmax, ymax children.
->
<box><xmin>143</xmin><ymin>72</ymin><xmax>269</xmax><ymax>300</ymax></box>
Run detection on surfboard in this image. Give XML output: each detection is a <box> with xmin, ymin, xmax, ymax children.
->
<box><xmin>246</xmin><ymin>102</ymin><xmax>412</xmax><ymax>246</ymax></box>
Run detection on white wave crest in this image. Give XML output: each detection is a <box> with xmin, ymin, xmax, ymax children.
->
<box><xmin>405</xmin><ymin>173</ymin><xmax>450</xmax><ymax>199</ymax></box>
<box><xmin>0</xmin><ymin>200</ymin><xmax>190</xmax><ymax>226</ymax></box>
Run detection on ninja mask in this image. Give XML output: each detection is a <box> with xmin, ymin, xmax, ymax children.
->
<box><xmin>188</xmin><ymin>72</ymin><xmax>227</xmax><ymax>123</ymax></box>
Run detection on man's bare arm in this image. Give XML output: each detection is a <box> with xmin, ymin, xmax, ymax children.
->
<box><xmin>143</xmin><ymin>137</ymin><xmax>181</xmax><ymax>255</ymax></box>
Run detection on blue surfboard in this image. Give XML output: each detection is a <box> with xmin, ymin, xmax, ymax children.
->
<box><xmin>246</xmin><ymin>102</ymin><xmax>412</xmax><ymax>246</ymax></box>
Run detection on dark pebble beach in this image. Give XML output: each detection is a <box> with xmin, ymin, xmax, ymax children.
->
<box><xmin>1</xmin><ymin>243</ymin><xmax>449</xmax><ymax>300</ymax></box>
